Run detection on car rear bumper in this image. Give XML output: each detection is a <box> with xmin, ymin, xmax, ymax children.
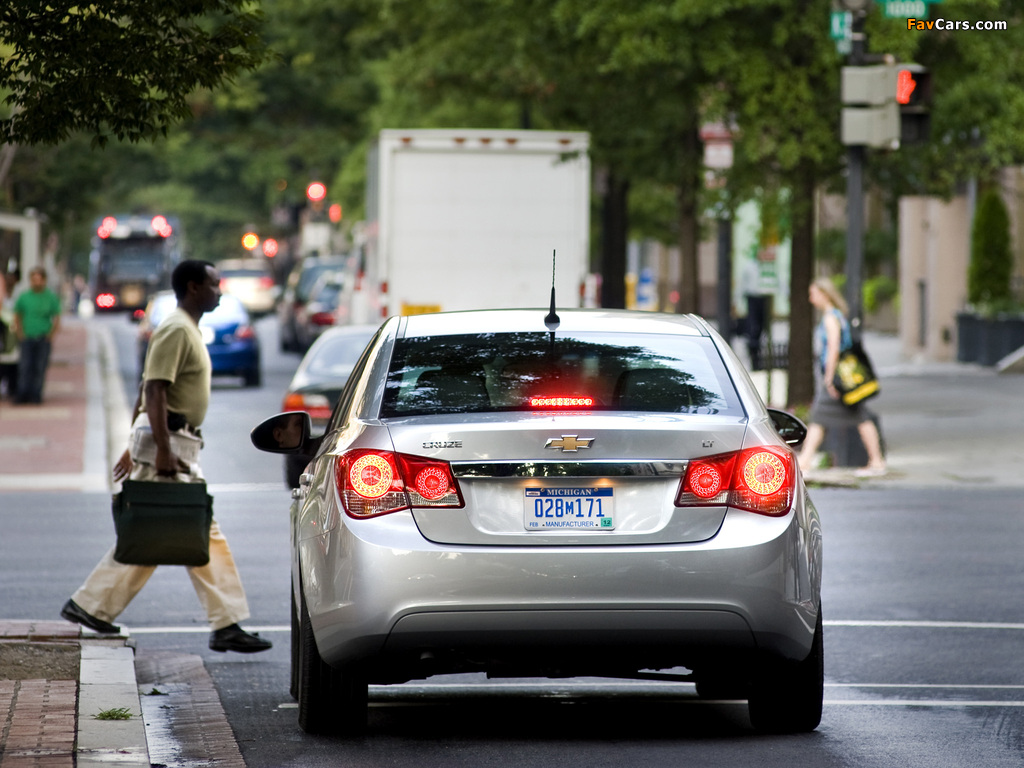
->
<box><xmin>300</xmin><ymin>497</ymin><xmax>821</xmax><ymax>678</ymax></box>
<box><xmin>209</xmin><ymin>344</ymin><xmax>259</xmax><ymax>373</ymax></box>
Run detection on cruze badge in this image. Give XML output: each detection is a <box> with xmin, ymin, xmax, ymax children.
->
<box><xmin>545</xmin><ymin>435</ymin><xmax>594</xmax><ymax>452</ymax></box>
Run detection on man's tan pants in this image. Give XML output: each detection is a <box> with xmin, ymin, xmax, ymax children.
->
<box><xmin>71</xmin><ymin>441</ymin><xmax>250</xmax><ymax>631</ymax></box>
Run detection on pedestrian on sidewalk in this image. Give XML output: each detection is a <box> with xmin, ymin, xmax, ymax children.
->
<box><xmin>12</xmin><ymin>266</ymin><xmax>61</xmax><ymax>404</ymax></box>
<box><xmin>797</xmin><ymin>276</ymin><xmax>886</xmax><ymax>477</ymax></box>
<box><xmin>61</xmin><ymin>260</ymin><xmax>272</xmax><ymax>654</ymax></box>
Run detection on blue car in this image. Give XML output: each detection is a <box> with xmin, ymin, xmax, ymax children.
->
<box><xmin>137</xmin><ymin>290</ymin><xmax>262</xmax><ymax>387</ymax></box>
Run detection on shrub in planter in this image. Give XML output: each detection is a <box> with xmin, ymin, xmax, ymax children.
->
<box><xmin>968</xmin><ymin>188</ymin><xmax>1012</xmax><ymax>306</ymax></box>
<box><xmin>958</xmin><ymin>189</ymin><xmax>1018</xmax><ymax>364</ymax></box>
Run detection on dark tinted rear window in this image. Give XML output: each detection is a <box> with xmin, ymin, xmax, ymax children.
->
<box><xmin>381</xmin><ymin>332</ymin><xmax>742</xmax><ymax>418</ymax></box>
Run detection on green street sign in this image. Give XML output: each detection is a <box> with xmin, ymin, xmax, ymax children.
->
<box><xmin>878</xmin><ymin>0</ymin><xmax>942</xmax><ymax>20</ymax></box>
<box><xmin>831</xmin><ymin>10</ymin><xmax>852</xmax><ymax>40</ymax></box>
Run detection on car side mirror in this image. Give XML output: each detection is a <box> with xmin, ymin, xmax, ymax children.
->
<box><xmin>251</xmin><ymin>412</ymin><xmax>315</xmax><ymax>454</ymax></box>
<box><xmin>768</xmin><ymin>408</ymin><xmax>808</xmax><ymax>447</ymax></box>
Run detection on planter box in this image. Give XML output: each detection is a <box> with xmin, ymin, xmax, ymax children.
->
<box><xmin>958</xmin><ymin>312</ymin><xmax>1024</xmax><ymax>366</ymax></box>
<box><xmin>956</xmin><ymin>312</ymin><xmax>979</xmax><ymax>363</ymax></box>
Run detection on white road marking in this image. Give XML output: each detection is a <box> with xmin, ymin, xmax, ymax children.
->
<box><xmin>132</xmin><ymin>622</ymin><xmax>1024</xmax><ymax>708</ymax></box>
<box><xmin>827</xmin><ymin>619</ymin><xmax>1024</xmax><ymax>630</ymax></box>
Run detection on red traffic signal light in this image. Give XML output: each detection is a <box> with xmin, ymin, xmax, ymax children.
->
<box><xmin>306</xmin><ymin>182</ymin><xmax>327</xmax><ymax>202</ymax></box>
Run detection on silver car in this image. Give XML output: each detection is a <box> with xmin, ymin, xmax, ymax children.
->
<box><xmin>251</xmin><ymin>309</ymin><xmax>822</xmax><ymax>736</ymax></box>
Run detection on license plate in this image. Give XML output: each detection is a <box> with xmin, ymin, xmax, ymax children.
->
<box><xmin>524</xmin><ymin>487</ymin><xmax>614</xmax><ymax>530</ymax></box>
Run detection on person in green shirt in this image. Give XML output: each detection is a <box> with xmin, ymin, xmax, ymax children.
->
<box><xmin>13</xmin><ymin>266</ymin><xmax>62</xmax><ymax>404</ymax></box>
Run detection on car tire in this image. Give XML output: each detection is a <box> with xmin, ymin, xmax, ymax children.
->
<box><xmin>747</xmin><ymin>608</ymin><xmax>824</xmax><ymax>733</ymax></box>
<box><xmin>297</xmin><ymin>587</ymin><xmax>368</xmax><ymax>736</ymax></box>
<box><xmin>290</xmin><ymin>584</ymin><xmax>300</xmax><ymax>701</ymax></box>
<box><xmin>244</xmin><ymin>367</ymin><xmax>262</xmax><ymax>388</ymax></box>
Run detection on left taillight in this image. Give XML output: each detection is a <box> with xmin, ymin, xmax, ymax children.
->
<box><xmin>676</xmin><ymin>446</ymin><xmax>795</xmax><ymax>517</ymax></box>
<box><xmin>335</xmin><ymin>450</ymin><xmax>463</xmax><ymax>519</ymax></box>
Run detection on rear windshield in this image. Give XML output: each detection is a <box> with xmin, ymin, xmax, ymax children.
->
<box><xmin>380</xmin><ymin>332</ymin><xmax>742</xmax><ymax>418</ymax></box>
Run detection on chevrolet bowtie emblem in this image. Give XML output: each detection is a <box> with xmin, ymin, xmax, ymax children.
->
<box><xmin>545</xmin><ymin>435</ymin><xmax>594</xmax><ymax>452</ymax></box>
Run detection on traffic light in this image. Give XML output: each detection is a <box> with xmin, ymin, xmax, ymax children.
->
<box><xmin>841</xmin><ymin>63</ymin><xmax>932</xmax><ymax>148</ymax></box>
<box><xmin>841</xmin><ymin>65</ymin><xmax>899</xmax><ymax>148</ymax></box>
<box><xmin>896</xmin><ymin>65</ymin><xmax>932</xmax><ymax>144</ymax></box>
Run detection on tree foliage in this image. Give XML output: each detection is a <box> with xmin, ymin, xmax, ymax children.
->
<box><xmin>0</xmin><ymin>0</ymin><xmax>268</xmax><ymax>146</ymax></box>
<box><xmin>4</xmin><ymin>0</ymin><xmax>1024</xmax><ymax>375</ymax></box>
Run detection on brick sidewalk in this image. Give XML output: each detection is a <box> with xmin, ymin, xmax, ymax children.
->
<box><xmin>0</xmin><ymin>621</ymin><xmax>81</xmax><ymax>768</ymax></box>
<box><xmin>0</xmin><ymin>317</ymin><xmax>93</xmax><ymax>488</ymax></box>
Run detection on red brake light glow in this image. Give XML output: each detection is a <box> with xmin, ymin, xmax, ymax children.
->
<box><xmin>96</xmin><ymin>293</ymin><xmax>116</xmax><ymax>309</ymax></box>
<box><xmin>335</xmin><ymin>450</ymin><xmax>462</xmax><ymax>518</ymax></box>
<box><xmin>150</xmin><ymin>215</ymin><xmax>173</xmax><ymax>237</ymax></box>
<box><xmin>97</xmin><ymin>217</ymin><xmax>117</xmax><ymax>238</ymax></box>
<box><xmin>530</xmin><ymin>395</ymin><xmax>595</xmax><ymax>409</ymax></box>
<box><xmin>677</xmin><ymin>446</ymin><xmax>795</xmax><ymax>517</ymax></box>
<box><xmin>414</xmin><ymin>466</ymin><xmax>449</xmax><ymax>500</ymax></box>
<box><xmin>349</xmin><ymin>454</ymin><xmax>394</xmax><ymax>499</ymax></box>
<box><xmin>688</xmin><ymin>463</ymin><xmax>725</xmax><ymax>499</ymax></box>
<box><xmin>310</xmin><ymin>312</ymin><xmax>335</xmax><ymax>326</ymax></box>
<box><xmin>282</xmin><ymin>392</ymin><xmax>332</xmax><ymax>421</ymax></box>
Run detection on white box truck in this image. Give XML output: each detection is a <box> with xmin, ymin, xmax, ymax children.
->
<box><xmin>352</xmin><ymin>128</ymin><xmax>590</xmax><ymax>322</ymax></box>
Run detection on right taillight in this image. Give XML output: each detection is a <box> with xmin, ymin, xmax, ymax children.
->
<box><xmin>335</xmin><ymin>450</ymin><xmax>463</xmax><ymax>519</ymax></box>
<box><xmin>676</xmin><ymin>446</ymin><xmax>795</xmax><ymax>517</ymax></box>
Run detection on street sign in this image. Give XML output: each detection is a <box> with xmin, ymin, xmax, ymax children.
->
<box><xmin>830</xmin><ymin>10</ymin><xmax>853</xmax><ymax>55</ymax></box>
<box><xmin>877</xmin><ymin>0</ymin><xmax>942</xmax><ymax>20</ymax></box>
<box><xmin>830</xmin><ymin>11</ymin><xmax>852</xmax><ymax>40</ymax></box>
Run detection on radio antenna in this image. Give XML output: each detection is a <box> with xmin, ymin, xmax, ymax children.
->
<box><xmin>544</xmin><ymin>249</ymin><xmax>560</xmax><ymax>331</ymax></box>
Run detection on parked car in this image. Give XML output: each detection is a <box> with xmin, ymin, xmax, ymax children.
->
<box><xmin>217</xmin><ymin>258</ymin><xmax>279</xmax><ymax>317</ymax></box>
<box><xmin>280</xmin><ymin>324</ymin><xmax>381</xmax><ymax>487</ymax></box>
<box><xmin>251</xmin><ymin>308</ymin><xmax>821</xmax><ymax>736</ymax></box>
<box><xmin>277</xmin><ymin>255</ymin><xmax>352</xmax><ymax>352</ymax></box>
<box><xmin>138</xmin><ymin>290</ymin><xmax>262</xmax><ymax>387</ymax></box>
<box><xmin>293</xmin><ymin>271</ymin><xmax>355</xmax><ymax>353</ymax></box>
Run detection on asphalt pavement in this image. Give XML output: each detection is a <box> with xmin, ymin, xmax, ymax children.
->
<box><xmin>0</xmin><ymin>314</ymin><xmax>1021</xmax><ymax>766</ymax></box>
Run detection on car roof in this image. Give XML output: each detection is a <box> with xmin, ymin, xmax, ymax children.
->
<box><xmin>218</xmin><ymin>259</ymin><xmax>271</xmax><ymax>272</ymax></box>
<box><xmin>148</xmin><ymin>290</ymin><xmax>248</xmax><ymax>326</ymax></box>
<box><xmin>397</xmin><ymin>309</ymin><xmax>709</xmax><ymax>338</ymax></box>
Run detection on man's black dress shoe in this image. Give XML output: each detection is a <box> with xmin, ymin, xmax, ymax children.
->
<box><xmin>209</xmin><ymin>624</ymin><xmax>273</xmax><ymax>653</ymax></box>
<box><xmin>60</xmin><ymin>599</ymin><xmax>122</xmax><ymax>634</ymax></box>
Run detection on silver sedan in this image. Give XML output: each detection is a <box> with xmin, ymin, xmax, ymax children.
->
<box><xmin>252</xmin><ymin>309</ymin><xmax>822</xmax><ymax>736</ymax></box>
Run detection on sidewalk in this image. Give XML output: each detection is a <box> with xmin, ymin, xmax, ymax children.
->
<box><xmin>0</xmin><ymin>317</ymin><xmax>115</xmax><ymax>492</ymax></box>
<box><xmin>0</xmin><ymin>317</ymin><xmax>148</xmax><ymax>767</ymax></box>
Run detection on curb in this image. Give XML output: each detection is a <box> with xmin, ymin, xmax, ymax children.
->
<box><xmin>77</xmin><ymin>640</ymin><xmax>149</xmax><ymax>766</ymax></box>
<box><xmin>85</xmin><ymin>321</ymin><xmax>150</xmax><ymax>765</ymax></box>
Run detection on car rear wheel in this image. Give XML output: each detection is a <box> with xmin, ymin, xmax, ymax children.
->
<box><xmin>290</xmin><ymin>584</ymin><xmax>299</xmax><ymax>700</ymax></box>
<box><xmin>297</xmin><ymin>588</ymin><xmax>368</xmax><ymax>736</ymax></box>
<box><xmin>747</xmin><ymin>608</ymin><xmax>823</xmax><ymax>733</ymax></box>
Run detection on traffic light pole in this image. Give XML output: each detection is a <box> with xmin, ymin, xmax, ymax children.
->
<box><xmin>844</xmin><ymin>11</ymin><xmax>867</xmax><ymax>341</ymax></box>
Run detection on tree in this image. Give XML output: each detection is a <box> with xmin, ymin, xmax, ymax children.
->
<box><xmin>0</xmin><ymin>0</ymin><xmax>268</xmax><ymax>147</ymax></box>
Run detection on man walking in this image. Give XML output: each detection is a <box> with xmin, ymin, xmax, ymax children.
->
<box><xmin>13</xmin><ymin>266</ymin><xmax>61</xmax><ymax>404</ymax></box>
<box><xmin>61</xmin><ymin>260</ymin><xmax>272</xmax><ymax>653</ymax></box>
